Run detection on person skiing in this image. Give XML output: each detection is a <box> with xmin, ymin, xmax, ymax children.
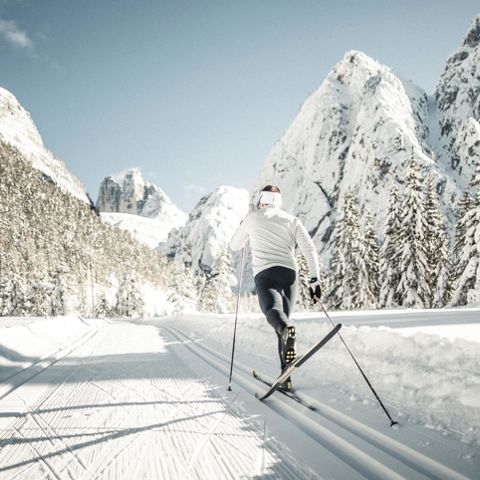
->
<box><xmin>230</xmin><ymin>185</ymin><xmax>322</xmax><ymax>391</ymax></box>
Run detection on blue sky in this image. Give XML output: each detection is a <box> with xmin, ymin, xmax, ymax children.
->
<box><xmin>0</xmin><ymin>0</ymin><xmax>479</xmax><ymax>211</ymax></box>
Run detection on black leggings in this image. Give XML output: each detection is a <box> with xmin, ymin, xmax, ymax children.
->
<box><xmin>254</xmin><ymin>266</ymin><xmax>297</xmax><ymax>369</ymax></box>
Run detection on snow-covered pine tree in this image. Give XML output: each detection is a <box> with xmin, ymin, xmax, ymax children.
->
<box><xmin>29</xmin><ymin>275</ymin><xmax>53</xmax><ymax>316</ymax></box>
<box><xmin>379</xmin><ymin>185</ymin><xmax>402</xmax><ymax>307</ymax></box>
<box><xmin>451</xmin><ymin>191</ymin><xmax>480</xmax><ymax>306</ymax></box>
<box><xmin>114</xmin><ymin>274</ymin><xmax>144</xmax><ymax>317</ymax></box>
<box><xmin>95</xmin><ymin>293</ymin><xmax>110</xmax><ymax>318</ymax></box>
<box><xmin>199</xmin><ymin>249</ymin><xmax>236</xmax><ymax>313</ymax></box>
<box><xmin>452</xmin><ymin>191</ymin><xmax>474</xmax><ymax>276</ymax></box>
<box><xmin>327</xmin><ymin>191</ymin><xmax>364</xmax><ymax>310</ymax></box>
<box><xmin>359</xmin><ymin>213</ymin><xmax>380</xmax><ymax>308</ymax></box>
<box><xmin>9</xmin><ymin>274</ymin><xmax>29</xmax><ymax>316</ymax></box>
<box><xmin>295</xmin><ymin>252</ymin><xmax>311</xmax><ymax>311</ymax></box>
<box><xmin>424</xmin><ymin>178</ymin><xmax>452</xmax><ymax>307</ymax></box>
<box><xmin>167</xmin><ymin>260</ymin><xmax>197</xmax><ymax>313</ymax></box>
<box><xmin>49</xmin><ymin>270</ymin><xmax>68</xmax><ymax>316</ymax></box>
<box><xmin>396</xmin><ymin>156</ymin><xmax>430</xmax><ymax>308</ymax></box>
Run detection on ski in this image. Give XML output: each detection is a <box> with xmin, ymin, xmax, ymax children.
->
<box><xmin>254</xmin><ymin>323</ymin><xmax>342</xmax><ymax>401</ymax></box>
<box><xmin>252</xmin><ymin>369</ymin><xmax>319</xmax><ymax>411</ymax></box>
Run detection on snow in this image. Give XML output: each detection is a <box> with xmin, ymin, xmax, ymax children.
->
<box><xmin>100</xmin><ymin>212</ymin><xmax>179</xmax><ymax>248</ymax></box>
<box><xmin>0</xmin><ymin>309</ymin><xmax>478</xmax><ymax>478</ymax></box>
<box><xmin>0</xmin><ymin>87</ymin><xmax>91</xmax><ymax>205</ymax></box>
<box><xmin>166</xmin><ymin>186</ymin><xmax>249</xmax><ymax>274</ymax></box>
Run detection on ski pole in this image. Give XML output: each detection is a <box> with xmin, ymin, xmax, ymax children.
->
<box><xmin>319</xmin><ymin>302</ymin><xmax>399</xmax><ymax>428</ymax></box>
<box><xmin>227</xmin><ymin>247</ymin><xmax>245</xmax><ymax>391</ymax></box>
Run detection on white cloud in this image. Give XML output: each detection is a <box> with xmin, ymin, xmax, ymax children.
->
<box><xmin>0</xmin><ymin>19</ymin><xmax>32</xmax><ymax>48</ymax></box>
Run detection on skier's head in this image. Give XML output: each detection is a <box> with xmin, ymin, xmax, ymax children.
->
<box><xmin>258</xmin><ymin>185</ymin><xmax>282</xmax><ymax>208</ymax></box>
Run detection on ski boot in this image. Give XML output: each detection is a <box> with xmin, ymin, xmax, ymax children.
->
<box><xmin>281</xmin><ymin>325</ymin><xmax>297</xmax><ymax>365</ymax></box>
<box><xmin>278</xmin><ymin>376</ymin><xmax>293</xmax><ymax>392</ymax></box>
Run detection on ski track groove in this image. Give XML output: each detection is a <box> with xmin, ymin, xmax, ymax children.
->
<box><xmin>186</xmin><ymin>392</ymin><xmax>238</xmax><ymax>474</ymax></box>
<box><xmin>12</xmin><ymin>426</ymin><xmax>61</xmax><ymax>480</ymax></box>
<box><xmin>165</xmin><ymin>325</ymin><xmax>472</xmax><ymax>480</ymax></box>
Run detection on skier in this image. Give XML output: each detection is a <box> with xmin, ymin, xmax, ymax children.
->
<box><xmin>230</xmin><ymin>185</ymin><xmax>322</xmax><ymax>391</ymax></box>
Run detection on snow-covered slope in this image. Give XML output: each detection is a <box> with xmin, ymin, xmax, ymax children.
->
<box><xmin>253</xmin><ymin>51</ymin><xmax>452</xmax><ymax>256</ymax></box>
<box><xmin>0</xmin><ymin>86</ymin><xmax>91</xmax><ymax>204</ymax></box>
<box><xmin>97</xmin><ymin>169</ymin><xmax>187</xmax><ymax>247</ymax></box>
<box><xmin>166</xmin><ymin>186</ymin><xmax>249</xmax><ymax>274</ymax></box>
<box><xmin>434</xmin><ymin>16</ymin><xmax>480</xmax><ymax>190</ymax></box>
<box><xmin>100</xmin><ymin>211</ymin><xmax>178</xmax><ymax>248</ymax></box>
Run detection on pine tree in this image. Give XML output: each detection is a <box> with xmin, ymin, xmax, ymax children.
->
<box><xmin>327</xmin><ymin>191</ymin><xmax>364</xmax><ymax>310</ymax></box>
<box><xmin>95</xmin><ymin>293</ymin><xmax>110</xmax><ymax>318</ymax></box>
<box><xmin>49</xmin><ymin>270</ymin><xmax>68</xmax><ymax>316</ymax></box>
<box><xmin>379</xmin><ymin>186</ymin><xmax>402</xmax><ymax>307</ymax></box>
<box><xmin>424</xmin><ymin>178</ymin><xmax>451</xmax><ymax>307</ymax></box>
<box><xmin>296</xmin><ymin>252</ymin><xmax>311</xmax><ymax>311</ymax></box>
<box><xmin>167</xmin><ymin>261</ymin><xmax>198</xmax><ymax>313</ymax></box>
<box><xmin>451</xmin><ymin>191</ymin><xmax>480</xmax><ymax>305</ymax></box>
<box><xmin>396</xmin><ymin>157</ymin><xmax>430</xmax><ymax>307</ymax></box>
<box><xmin>359</xmin><ymin>213</ymin><xmax>380</xmax><ymax>308</ymax></box>
<box><xmin>199</xmin><ymin>249</ymin><xmax>236</xmax><ymax>313</ymax></box>
<box><xmin>114</xmin><ymin>274</ymin><xmax>144</xmax><ymax>317</ymax></box>
<box><xmin>452</xmin><ymin>191</ymin><xmax>474</xmax><ymax>277</ymax></box>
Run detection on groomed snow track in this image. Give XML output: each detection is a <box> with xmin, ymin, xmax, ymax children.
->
<box><xmin>0</xmin><ymin>319</ymin><xmax>475</xmax><ymax>479</ymax></box>
<box><xmin>164</xmin><ymin>325</ymin><xmax>472</xmax><ymax>480</ymax></box>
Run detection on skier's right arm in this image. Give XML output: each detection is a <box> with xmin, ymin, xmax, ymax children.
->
<box><xmin>230</xmin><ymin>216</ymin><xmax>249</xmax><ymax>251</ymax></box>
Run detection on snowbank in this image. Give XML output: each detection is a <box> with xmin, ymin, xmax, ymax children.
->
<box><xmin>170</xmin><ymin>311</ymin><xmax>480</xmax><ymax>447</ymax></box>
<box><xmin>0</xmin><ymin>316</ymin><xmax>92</xmax><ymax>382</ymax></box>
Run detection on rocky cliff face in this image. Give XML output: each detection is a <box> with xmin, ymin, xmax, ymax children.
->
<box><xmin>97</xmin><ymin>168</ymin><xmax>186</xmax><ymax>221</ymax></box>
<box><xmin>0</xmin><ymin>86</ymin><xmax>91</xmax><ymax>204</ymax></box>
<box><xmin>434</xmin><ymin>15</ymin><xmax>480</xmax><ymax>190</ymax></box>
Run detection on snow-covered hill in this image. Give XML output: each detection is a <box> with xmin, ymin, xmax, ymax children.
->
<box><xmin>97</xmin><ymin>169</ymin><xmax>187</xmax><ymax>247</ymax></box>
<box><xmin>166</xmin><ymin>186</ymin><xmax>249</xmax><ymax>274</ymax></box>
<box><xmin>0</xmin><ymin>86</ymin><xmax>91</xmax><ymax>205</ymax></box>
<box><xmin>100</xmin><ymin>211</ymin><xmax>178</xmax><ymax>248</ymax></box>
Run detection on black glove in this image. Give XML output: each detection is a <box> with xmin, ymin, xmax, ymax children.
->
<box><xmin>309</xmin><ymin>277</ymin><xmax>321</xmax><ymax>304</ymax></box>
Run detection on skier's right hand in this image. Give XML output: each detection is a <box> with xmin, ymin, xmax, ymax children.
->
<box><xmin>309</xmin><ymin>278</ymin><xmax>321</xmax><ymax>304</ymax></box>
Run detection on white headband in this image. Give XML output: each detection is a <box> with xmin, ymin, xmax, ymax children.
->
<box><xmin>259</xmin><ymin>191</ymin><xmax>282</xmax><ymax>207</ymax></box>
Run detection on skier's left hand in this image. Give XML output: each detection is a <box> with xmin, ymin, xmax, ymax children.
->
<box><xmin>309</xmin><ymin>278</ymin><xmax>321</xmax><ymax>304</ymax></box>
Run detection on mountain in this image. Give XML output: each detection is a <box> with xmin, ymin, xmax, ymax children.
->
<box><xmin>166</xmin><ymin>186</ymin><xmax>249</xmax><ymax>275</ymax></box>
<box><xmin>253</xmin><ymin>16</ymin><xmax>480</xmax><ymax>261</ymax></box>
<box><xmin>97</xmin><ymin>169</ymin><xmax>187</xmax><ymax>247</ymax></box>
<box><xmin>253</xmin><ymin>50</ymin><xmax>445</xmax><ymax>257</ymax></box>
<box><xmin>0</xmin><ymin>87</ymin><xmax>91</xmax><ymax>205</ymax></box>
<box><xmin>434</xmin><ymin>15</ymin><xmax>480</xmax><ymax>190</ymax></box>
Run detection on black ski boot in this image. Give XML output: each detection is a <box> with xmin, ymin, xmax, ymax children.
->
<box><xmin>278</xmin><ymin>376</ymin><xmax>293</xmax><ymax>392</ymax></box>
<box><xmin>281</xmin><ymin>325</ymin><xmax>296</xmax><ymax>365</ymax></box>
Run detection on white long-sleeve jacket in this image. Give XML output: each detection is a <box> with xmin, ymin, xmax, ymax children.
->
<box><xmin>230</xmin><ymin>206</ymin><xmax>320</xmax><ymax>279</ymax></box>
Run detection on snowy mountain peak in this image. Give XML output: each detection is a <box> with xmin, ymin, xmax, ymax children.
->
<box><xmin>97</xmin><ymin>169</ymin><xmax>187</xmax><ymax>246</ymax></box>
<box><xmin>97</xmin><ymin>168</ymin><xmax>185</xmax><ymax>219</ymax></box>
<box><xmin>462</xmin><ymin>15</ymin><xmax>480</xmax><ymax>48</ymax></box>
<box><xmin>166</xmin><ymin>186</ymin><xmax>249</xmax><ymax>274</ymax></box>
<box><xmin>0</xmin><ymin>86</ymin><xmax>91</xmax><ymax>204</ymax></box>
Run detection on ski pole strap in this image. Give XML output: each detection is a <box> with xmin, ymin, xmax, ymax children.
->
<box><xmin>319</xmin><ymin>303</ymin><xmax>398</xmax><ymax>426</ymax></box>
